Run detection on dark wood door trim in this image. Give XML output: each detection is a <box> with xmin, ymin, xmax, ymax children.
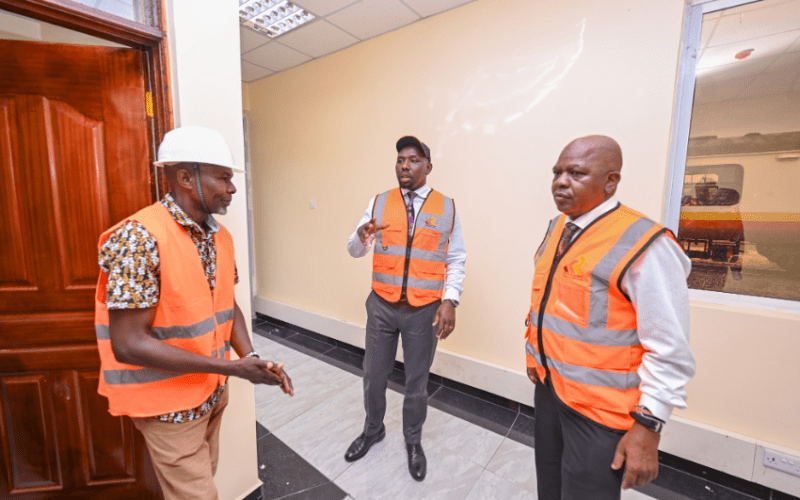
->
<box><xmin>0</xmin><ymin>0</ymin><xmax>162</xmax><ymax>46</ymax></box>
<box><xmin>0</xmin><ymin>0</ymin><xmax>174</xmax><ymax>188</ymax></box>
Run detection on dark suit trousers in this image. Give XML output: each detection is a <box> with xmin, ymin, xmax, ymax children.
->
<box><xmin>362</xmin><ymin>291</ymin><xmax>439</xmax><ymax>445</ymax></box>
<box><xmin>534</xmin><ymin>381</ymin><xmax>626</xmax><ymax>500</ymax></box>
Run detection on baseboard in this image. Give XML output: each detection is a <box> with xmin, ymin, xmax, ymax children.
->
<box><xmin>254</xmin><ymin>296</ymin><xmax>800</xmax><ymax>497</ymax></box>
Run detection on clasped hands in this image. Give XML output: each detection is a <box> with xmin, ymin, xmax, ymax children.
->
<box><xmin>239</xmin><ymin>356</ymin><xmax>294</xmax><ymax>396</ymax></box>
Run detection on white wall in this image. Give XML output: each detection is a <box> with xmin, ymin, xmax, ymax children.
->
<box><xmin>165</xmin><ymin>1</ymin><xmax>259</xmax><ymax>498</ymax></box>
<box><xmin>245</xmin><ymin>0</ymin><xmax>800</xmax><ymax>495</ymax></box>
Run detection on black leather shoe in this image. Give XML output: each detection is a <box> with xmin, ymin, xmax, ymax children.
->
<box><xmin>406</xmin><ymin>443</ymin><xmax>426</xmax><ymax>481</ymax></box>
<box><xmin>344</xmin><ymin>425</ymin><xmax>386</xmax><ymax>462</ymax></box>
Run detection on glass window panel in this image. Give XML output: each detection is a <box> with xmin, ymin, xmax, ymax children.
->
<box><xmin>69</xmin><ymin>0</ymin><xmax>158</xmax><ymax>27</ymax></box>
<box><xmin>677</xmin><ymin>0</ymin><xmax>800</xmax><ymax>302</ymax></box>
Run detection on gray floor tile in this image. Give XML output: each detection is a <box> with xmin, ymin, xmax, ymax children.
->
<box><xmin>421</xmin><ymin>406</ymin><xmax>505</xmax><ymax>467</ymax></box>
<box><xmin>486</xmin><ymin>438</ymin><xmax>538</xmax><ymax>494</ymax></box>
<box><xmin>255</xmin><ymin>368</ymin><xmax>342</xmax><ymax>431</ymax></box>
<box><xmin>272</xmin><ymin>390</ymin><xmax>368</xmax><ymax>479</ymax></box>
<box><xmin>465</xmin><ymin>469</ymin><xmax>537</xmax><ymax>500</ymax></box>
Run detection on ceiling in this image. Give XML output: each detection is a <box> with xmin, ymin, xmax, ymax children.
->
<box><xmin>694</xmin><ymin>0</ymin><xmax>800</xmax><ymax>104</ymax></box>
<box><xmin>240</xmin><ymin>0</ymin><xmax>478</xmax><ymax>82</ymax></box>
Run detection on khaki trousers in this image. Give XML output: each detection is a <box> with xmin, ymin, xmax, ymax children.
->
<box><xmin>132</xmin><ymin>388</ymin><xmax>229</xmax><ymax>500</ymax></box>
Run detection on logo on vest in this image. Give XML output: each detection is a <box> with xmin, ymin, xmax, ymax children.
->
<box><xmin>562</xmin><ymin>256</ymin><xmax>586</xmax><ymax>280</ymax></box>
<box><xmin>425</xmin><ymin>216</ymin><xmax>437</xmax><ymax>228</ymax></box>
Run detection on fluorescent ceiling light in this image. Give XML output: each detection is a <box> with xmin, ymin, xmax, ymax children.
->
<box><xmin>239</xmin><ymin>0</ymin><xmax>314</xmax><ymax>38</ymax></box>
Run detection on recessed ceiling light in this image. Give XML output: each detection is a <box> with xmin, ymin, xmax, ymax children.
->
<box><xmin>239</xmin><ymin>0</ymin><xmax>314</xmax><ymax>38</ymax></box>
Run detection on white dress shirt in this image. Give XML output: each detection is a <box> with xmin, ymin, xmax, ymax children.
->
<box><xmin>567</xmin><ymin>196</ymin><xmax>696</xmax><ymax>424</ymax></box>
<box><xmin>347</xmin><ymin>184</ymin><xmax>466</xmax><ymax>304</ymax></box>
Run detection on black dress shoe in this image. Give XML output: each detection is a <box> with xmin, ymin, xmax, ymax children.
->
<box><xmin>344</xmin><ymin>425</ymin><xmax>386</xmax><ymax>462</ymax></box>
<box><xmin>406</xmin><ymin>443</ymin><xmax>426</xmax><ymax>481</ymax></box>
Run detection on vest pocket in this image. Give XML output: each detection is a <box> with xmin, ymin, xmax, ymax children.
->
<box><xmin>553</xmin><ymin>281</ymin><xmax>589</xmax><ymax>328</ymax></box>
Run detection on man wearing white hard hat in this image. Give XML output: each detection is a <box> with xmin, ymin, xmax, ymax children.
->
<box><xmin>94</xmin><ymin>126</ymin><xmax>293</xmax><ymax>500</ymax></box>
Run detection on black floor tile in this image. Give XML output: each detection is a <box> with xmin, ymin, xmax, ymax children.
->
<box><xmin>280</xmin><ymin>332</ymin><xmax>337</xmax><ymax>358</ymax></box>
<box><xmin>519</xmin><ymin>402</ymin><xmax>535</xmax><ymax>419</ymax></box>
<box><xmin>319</xmin><ymin>346</ymin><xmax>364</xmax><ymax>376</ymax></box>
<box><xmin>651</xmin><ymin>463</ymin><xmax>766</xmax><ymax>500</ymax></box>
<box><xmin>244</xmin><ymin>485</ymin><xmax>263</xmax><ymax>500</ymax></box>
<box><xmin>636</xmin><ymin>481</ymin><xmax>693</xmax><ymax>500</ymax></box>
<box><xmin>428</xmin><ymin>386</ymin><xmax>518</xmax><ymax>437</ymax></box>
<box><xmin>258</xmin><ymin>433</ymin><xmax>332</xmax><ymax>500</ymax></box>
<box><xmin>277</xmin><ymin>482</ymin><xmax>347</xmax><ymax>500</ymax></box>
<box><xmin>337</xmin><ymin>342</ymin><xmax>365</xmax><ymax>357</ymax></box>
<box><xmin>658</xmin><ymin>452</ymin><xmax>772</xmax><ymax>500</ymax></box>
<box><xmin>441</xmin><ymin>377</ymin><xmax>520</xmax><ymax>411</ymax></box>
<box><xmin>507</xmin><ymin>413</ymin><xmax>535</xmax><ymax>448</ymax></box>
<box><xmin>256</xmin><ymin>421</ymin><xmax>270</xmax><ymax>440</ymax></box>
<box><xmin>254</xmin><ymin>322</ymin><xmax>298</xmax><ymax>342</ymax></box>
<box><xmin>772</xmin><ymin>489</ymin><xmax>800</xmax><ymax>500</ymax></box>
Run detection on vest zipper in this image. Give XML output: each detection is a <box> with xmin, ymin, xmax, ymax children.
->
<box><xmin>400</xmin><ymin>230</ymin><xmax>413</xmax><ymax>300</ymax></box>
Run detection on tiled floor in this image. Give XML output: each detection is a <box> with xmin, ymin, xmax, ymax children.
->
<box><xmin>249</xmin><ymin>318</ymin><xmax>796</xmax><ymax>500</ymax></box>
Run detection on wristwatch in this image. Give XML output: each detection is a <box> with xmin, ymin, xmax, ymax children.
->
<box><xmin>244</xmin><ymin>351</ymin><xmax>260</xmax><ymax>359</ymax></box>
<box><xmin>629</xmin><ymin>405</ymin><xmax>665</xmax><ymax>434</ymax></box>
<box><xmin>444</xmin><ymin>299</ymin><xmax>458</xmax><ymax>307</ymax></box>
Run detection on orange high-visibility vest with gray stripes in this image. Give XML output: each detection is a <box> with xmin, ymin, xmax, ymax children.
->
<box><xmin>94</xmin><ymin>202</ymin><xmax>235</xmax><ymax>417</ymax></box>
<box><xmin>525</xmin><ymin>204</ymin><xmax>676</xmax><ymax>430</ymax></box>
<box><xmin>372</xmin><ymin>188</ymin><xmax>455</xmax><ymax>306</ymax></box>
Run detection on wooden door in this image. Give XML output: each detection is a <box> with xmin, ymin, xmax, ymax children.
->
<box><xmin>0</xmin><ymin>40</ymin><xmax>160</xmax><ymax>498</ymax></box>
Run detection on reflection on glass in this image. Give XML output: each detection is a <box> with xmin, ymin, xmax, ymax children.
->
<box><xmin>678</xmin><ymin>0</ymin><xmax>800</xmax><ymax>301</ymax></box>
<box><xmin>69</xmin><ymin>0</ymin><xmax>158</xmax><ymax>27</ymax></box>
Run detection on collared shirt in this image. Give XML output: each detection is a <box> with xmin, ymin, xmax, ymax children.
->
<box><xmin>347</xmin><ymin>184</ymin><xmax>467</xmax><ymax>304</ymax></box>
<box><xmin>565</xmin><ymin>196</ymin><xmax>696</xmax><ymax>423</ymax></box>
<box><xmin>97</xmin><ymin>192</ymin><xmax>237</xmax><ymax>423</ymax></box>
<box><xmin>98</xmin><ymin>192</ymin><xmax>238</xmax><ymax>309</ymax></box>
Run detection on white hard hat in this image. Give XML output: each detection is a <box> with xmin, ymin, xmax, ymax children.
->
<box><xmin>154</xmin><ymin>126</ymin><xmax>244</xmax><ymax>173</ymax></box>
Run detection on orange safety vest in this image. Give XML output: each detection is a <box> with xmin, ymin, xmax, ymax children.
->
<box><xmin>372</xmin><ymin>188</ymin><xmax>455</xmax><ymax>307</ymax></box>
<box><xmin>94</xmin><ymin>202</ymin><xmax>236</xmax><ymax>417</ymax></box>
<box><xmin>525</xmin><ymin>204</ymin><xmax>676</xmax><ymax>430</ymax></box>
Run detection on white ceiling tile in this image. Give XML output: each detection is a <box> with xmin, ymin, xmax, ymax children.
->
<box><xmin>240</xmin><ymin>26</ymin><xmax>271</xmax><ymax>54</ymax></box>
<box><xmin>326</xmin><ymin>0</ymin><xmax>419</xmax><ymax>40</ymax></box>
<box><xmin>737</xmin><ymin>66</ymin><xmax>795</xmax><ymax>99</ymax></box>
<box><xmin>242</xmin><ymin>41</ymin><xmax>312</xmax><ymax>72</ymax></box>
<box><xmin>401</xmin><ymin>0</ymin><xmax>475</xmax><ymax>18</ymax></box>
<box><xmin>697</xmin><ymin>56</ymin><xmax>773</xmax><ymax>83</ymax></box>
<box><xmin>693</xmin><ymin>76</ymin><xmax>753</xmax><ymax>104</ymax></box>
<box><xmin>712</xmin><ymin>0</ymin><xmax>800</xmax><ymax>46</ymax></box>
<box><xmin>241</xmin><ymin>61</ymin><xmax>274</xmax><ymax>83</ymax></box>
<box><xmin>699</xmin><ymin>17</ymin><xmax>720</xmax><ymax>51</ymax></box>
<box><xmin>277</xmin><ymin>19</ymin><xmax>358</xmax><ymax>58</ymax></box>
<box><xmin>296</xmin><ymin>0</ymin><xmax>360</xmax><ymax>17</ymax></box>
<box><xmin>698</xmin><ymin>29</ymin><xmax>798</xmax><ymax>73</ymax></box>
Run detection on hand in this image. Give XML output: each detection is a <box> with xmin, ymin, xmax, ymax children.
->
<box><xmin>235</xmin><ymin>358</ymin><xmax>294</xmax><ymax>396</ymax></box>
<box><xmin>432</xmin><ymin>300</ymin><xmax>456</xmax><ymax>340</ymax></box>
<box><xmin>357</xmin><ymin>218</ymin><xmax>390</xmax><ymax>246</ymax></box>
<box><xmin>527</xmin><ymin>366</ymin><xmax>540</xmax><ymax>385</ymax></box>
<box><xmin>611</xmin><ymin>422</ymin><xmax>660</xmax><ymax>489</ymax></box>
<box><xmin>267</xmin><ymin>362</ymin><xmax>294</xmax><ymax>396</ymax></box>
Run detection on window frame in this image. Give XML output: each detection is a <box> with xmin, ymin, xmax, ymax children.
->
<box><xmin>663</xmin><ymin>0</ymin><xmax>800</xmax><ymax>313</ymax></box>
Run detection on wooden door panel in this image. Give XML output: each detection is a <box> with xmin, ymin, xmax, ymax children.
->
<box><xmin>48</xmin><ymin>99</ymin><xmax>111</xmax><ymax>290</ymax></box>
<box><xmin>74</xmin><ymin>371</ymin><xmax>137</xmax><ymax>486</ymax></box>
<box><xmin>0</xmin><ymin>40</ymin><xmax>160</xmax><ymax>498</ymax></box>
<box><xmin>0</xmin><ymin>97</ymin><xmax>37</xmax><ymax>291</ymax></box>
<box><xmin>1</xmin><ymin>312</ymin><xmax>96</xmax><ymax>347</ymax></box>
<box><xmin>0</xmin><ymin>374</ymin><xmax>63</xmax><ymax>495</ymax></box>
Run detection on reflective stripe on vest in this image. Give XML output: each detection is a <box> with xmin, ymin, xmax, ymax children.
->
<box><xmin>371</xmin><ymin>188</ymin><xmax>454</xmax><ymax>306</ymax></box>
<box><xmin>94</xmin><ymin>202</ymin><xmax>236</xmax><ymax>418</ymax></box>
<box><xmin>525</xmin><ymin>204</ymin><xmax>672</xmax><ymax>430</ymax></box>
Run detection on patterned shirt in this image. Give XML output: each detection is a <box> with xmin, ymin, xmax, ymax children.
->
<box><xmin>98</xmin><ymin>193</ymin><xmax>238</xmax><ymax>423</ymax></box>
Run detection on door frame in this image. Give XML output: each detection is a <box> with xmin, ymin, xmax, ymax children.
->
<box><xmin>0</xmin><ymin>0</ymin><xmax>173</xmax><ymax>199</ymax></box>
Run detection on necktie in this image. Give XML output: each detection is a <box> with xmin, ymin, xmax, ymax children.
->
<box><xmin>556</xmin><ymin>222</ymin><xmax>580</xmax><ymax>258</ymax></box>
<box><xmin>405</xmin><ymin>192</ymin><xmax>416</xmax><ymax>235</ymax></box>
